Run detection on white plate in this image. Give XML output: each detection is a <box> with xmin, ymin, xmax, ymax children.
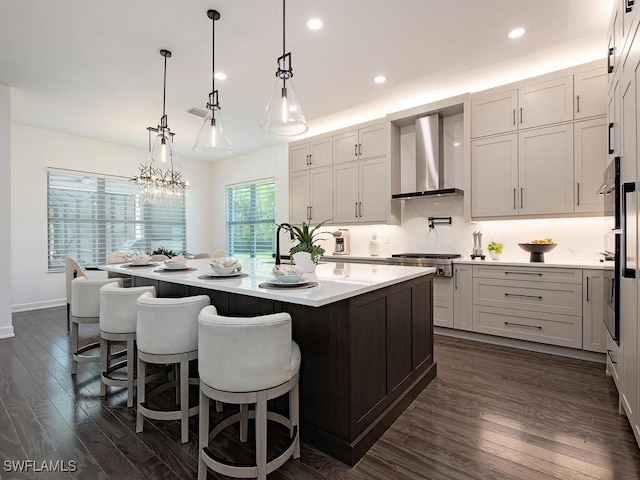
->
<box><xmin>204</xmin><ymin>270</ymin><xmax>244</xmax><ymax>278</ymax></box>
<box><xmin>163</xmin><ymin>263</ymin><xmax>188</xmax><ymax>270</ymax></box>
<box><xmin>267</xmin><ymin>278</ymin><xmax>309</xmax><ymax>286</ymax></box>
<box><xmin>124</xmin><ymin>262</ymin><xmax>159</xmax><ymax>267</ymax></box>
<box><xmin>156</xmin><ymin>265</ymin><xmax>191</xmax><ymax>272</ymax></box>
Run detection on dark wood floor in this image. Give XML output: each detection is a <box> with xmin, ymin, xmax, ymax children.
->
<box><xmin>2</xmin><ymin>307</ymin><xmax>640</xmax><ymax>480</ymax></box>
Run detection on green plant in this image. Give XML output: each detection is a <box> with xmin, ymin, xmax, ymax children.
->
<box><xmin>151</xmin><ymin>246</ymin><xmax>177</xmax><ymax>258</ymax></box>
<box><xmin>487</xmin><ymin>241</ymin><xmax>503</xmax><ymax>254</ymax></box>
<box><xmin>282</xmin><ymin>220</ymin><xmax>330</xmax><ymax>264</ymax></box>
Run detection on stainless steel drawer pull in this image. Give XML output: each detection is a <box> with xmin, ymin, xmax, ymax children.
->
<box><xmin>504</xmin><ymin>321</ymin><xmax>542</xmax><ymax>330</ymax></box>
<box><xmin>504</xmin><ymin>271</ymin><xmax>543</xmax><ymax>276</ymax></box>
<box><xmin>607</xmin><ymin>349</ymin><xmax>617</xmax><ymax>364</ymax></box>
<box><xmin>504</xmin><ymin>293</ymin><xmax>543</xmax><ymax>299</ymax></box>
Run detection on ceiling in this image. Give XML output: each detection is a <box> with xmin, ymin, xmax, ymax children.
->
<box><xmin>0</xmin><ymin>0</ymin><xmax>612</xmax><ymax>162</ymax></box>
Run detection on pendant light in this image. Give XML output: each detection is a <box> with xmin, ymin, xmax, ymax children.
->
<box><xmin>194</xmin><ymin>9</ymin><xmax>232</xmax><ymax>154</ymax></box>
<box><xmin>132</xmin><ymin>49</ymin><xmax>188</xmax><ymax>208</ymax></box>
<box><xmin>260</xmin><ymin>0</ymin><xmax>308</xmax><ymax>136</ymax></box>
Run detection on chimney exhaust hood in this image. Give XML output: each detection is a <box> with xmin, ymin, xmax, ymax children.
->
<box><xmin>392</xmin><ymin>113</ymin><xmax>463</xmax><ymax>199</ymax></box>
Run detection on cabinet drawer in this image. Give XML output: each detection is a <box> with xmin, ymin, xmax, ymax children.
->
<box><xmin>433</xmin><ymin>277</ymin><xmax>453</xmax><ymax>301</ymax></box>
<box><xmin>473</xmin><ymin>278</ymin><xmax>582</xmax><ymax>316</ymax></box>
<box><xmin>472</xmin><ymin>265</ymin><xmax>582</xmax><ymax>284</ymax></box>
<box><xmin>434</xmin><ymin>299</ymin><xmax>453</xmax><ymax>329</ymax></box>
<box><xmin>473</xmin><ymin>305</ymin><xmax>582</xmax><ymax>348</ymax></box>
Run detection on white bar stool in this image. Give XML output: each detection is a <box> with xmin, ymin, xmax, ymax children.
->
<box><xmin>99</xmin><ymin>282</ymin><xmax>156</xmax><ymax>407</ymax></box>
<box><xmin>70</xmin><ymin>277</ymin><xmax>122</xmax><ymax>375</ymax></box>
<box><xmin>197</xmin><ymin>306</ymin><xmax>301</xmax><ymax>480</ymax></box>
<box><xmin>65</xmin><ymin>256</ymin><xmax>85</xmax><ymax>331</ymax></box>
<box><xmin>135</xmin><ymin>293</ymin><xmax>211</xmax><ymax>443</ymax></box>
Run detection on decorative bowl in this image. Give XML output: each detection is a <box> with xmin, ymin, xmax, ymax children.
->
<box><xmin>276</xmin><ymin>274</ymin><xmax>304</xmax><ymax>283</ymax></box>
<box><xmin>518</xmin><ymin>243</ymin><xmax>557</xmax><ymax>262</ymax></box>
<box><xmin>130</xmin><ymin>256</ymin><xmax>150</xmax><ymax>265</ymax></box>
<box><xmin>164</xmin><ymin>262</ymin><xmax>187</xmax><ymax>270</ymax></box>
<box><xmin>212</xmin><ymin>266</ymin><xmax>237</xmax><ymax>275</ymax></box>
<box><xmin>210</xmin><ymin>258</ymin><xmax>241</xmax><ymax>275</ymax></box>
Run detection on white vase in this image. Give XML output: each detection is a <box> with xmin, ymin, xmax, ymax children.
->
<box><xmin>490</xmin><ymin>252</ymin><xmax>501</xmax><ymax>260</ymax></box>
<box><xmin>292</xmin><ymin>251</ymin><xmax>316</xmax><ymax>272</ymax></box>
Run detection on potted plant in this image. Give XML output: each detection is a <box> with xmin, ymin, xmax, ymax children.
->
<box><xmin>487</xmin><ymin>241</ymin><xmax>504</xmax><ymax>260</ymax></box>
<box><xmin>282</xmin><ymin>220</ymin><xmax>330</xmax><ymax>265</ymax></box>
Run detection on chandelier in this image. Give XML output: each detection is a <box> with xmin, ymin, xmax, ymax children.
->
<box><xmin>132</xmin><ymin>49</ymin><xmax>188</xmax><ymax>208</ymax></box>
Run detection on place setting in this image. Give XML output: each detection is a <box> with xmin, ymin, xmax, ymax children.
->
<box><xmin>259</xmin><ymin>265</ymin><xmax>318</xmax><ymax>290</ymax></box>
<box><xmin>121</xmin><ymin>253</ymin><xmax>160</xmax><ymax>268</ymax></box>
<box><xmin>154</xmin><ymin>254</ymin><xmax>197</xmax><ymax>272</ymax></box>
<box><xmin>198</xmin><ymin>258</ymin><xmax>248</xmax><ymax>280</ymax></box>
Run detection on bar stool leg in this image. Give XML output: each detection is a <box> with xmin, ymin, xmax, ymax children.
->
<box><xmin>100</xmin><ymin>337</ymin><xmax>108</xmax><ymax>396</ymax></box>
<box><xmin>291</xmin><ymin>382</ymin><xmax>300</xmax><ymax>459</ymax></box>
<box><xmin>71</xmin><ymin>322</ymin><xmax>79</xmax><ymax>375</ymax></box>
<box><xmin>136</xmin><ymin>356</ymin><xmax>146</xmax><ymax>433</ymax></box>
<box><xmin>180</xmin><ymin>355</ymin><xmax>189</xmax><ymax>444</ymax></box>
<box><xmin>256</xmin><ymin>392</ymin><xmax>267</xmax><ymax>480</ymax></box>
<box><xmin>126</xmin><ymin>336</ymin><xmax>135</xmax><ymax>408</ymax></box>
<box><xmin>198</xmin><ymin>390</ymin><xmax>210</xmax><ymax>480</ymax></box>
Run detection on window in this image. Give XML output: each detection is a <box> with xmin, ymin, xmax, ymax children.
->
<box><xmin>47</xmin><ymin>169</ymin><xmax>186</xmax><ymax>270</ymax></box>
<box><xmin>225</xmin><ymin>179</ymin><xmax>275</xmax><ymax>259</ymax></box>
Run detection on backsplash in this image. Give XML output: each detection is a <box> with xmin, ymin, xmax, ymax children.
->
<box><xmin>321</xmin><ymin>195</ymin><xmax>607</xmax><ymax>263</ymax></box>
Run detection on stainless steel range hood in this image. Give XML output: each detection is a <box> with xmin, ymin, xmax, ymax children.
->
<box><xmin>392</xmin><ymin>113</ymin><xmax>463</xmax><ymax>199</ymax></box>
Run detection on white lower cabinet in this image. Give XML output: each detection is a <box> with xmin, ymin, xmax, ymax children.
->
<box><xmin>433</xmin><ymin>277</ymin><xmax>454</xmax><ymax>328</ymax></box>
<box><xmin>453</xmin><ymin>264</ymin><xmax>473</xmax><ymax>331</ymax></box>
<box><xmin>582</xmin><ymin>270</ymin><xmax>608</xmax><ymax>353</ymax></box>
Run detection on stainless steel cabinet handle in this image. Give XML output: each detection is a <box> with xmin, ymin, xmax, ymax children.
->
<box><xmin>608</xmin><ymin>122</ymin><xmax>614</xmax><ymax>154</ymax></box>
<box><xmin>608</xmin><ymin>47</ymin><xmax>614</xmax><ymax>74</ymax></box>
<box><xmin>358</xmin><ymin>143</ymin><xmax>362</xmax><ymax>156</ymax></box>
<box><xmin>504</xmin><ymin>293</ymin><xmax>543</xmax><ymax>299</ymax></box>
<box><xmin>354</xmin><ymin>144</ymin><xmax>358</xmax><ymax>157</ymax></box>
<box><xmin>355</xmin><ymin>202</ymin><xmax>358</xmax><ymax>217</ymax></box>
<box><xmin>308</xmin><ymin>154</ymin><xmax>312</xmax><ymax>165</ymax></box>
<box><xmin>505</xmin><ymin>321</ymin><xmax>542</xmax><ymax>330</ymax></box>
<box><xmin>358</xmin><ymin>201</ymin><xmax>362</xmax><ymax>217</ymax></box>
<box><xmin>576</xmin><ymin>95</ymin><xmax>580</xmax><ymax>113</ymax></box>
<box><xmin>505</xmin><ymin>271</ymin><xmax>543</xmax><ymax>276</ymax></box>
<box><xmin>309</xmin><ymin>205</ymin><xmax>312</xmax><ymax>220</ymax></box>
<box><xmin>454</xmin><ymin>269</ymin><xmax>458</xmax><ymax>289</ymax></box>
<box><xmin>586</xmin><ymin>276</ymin><xmax>590</xmax><ymax>301</ymax></box>
<box><xmin>577</xmin><ymin>182</ymin><xmax>580</xmax><ymax>206</ymax></box>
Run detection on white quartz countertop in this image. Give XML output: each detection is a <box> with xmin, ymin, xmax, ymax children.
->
<box><xmin>101</xmin><ymin>258</ymin><xmax>435</xmax><ymax>307</ymax></box>
<box><xmin>453</xmin><ymin>257</ymin><xmax>614</xmax><ymax>269</ymax></box>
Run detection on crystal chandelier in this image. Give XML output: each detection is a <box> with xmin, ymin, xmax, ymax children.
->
<box><xmin>132</xmin><ymin>49</ymin><xmax>188</xmax><ymax>208</ymax></box>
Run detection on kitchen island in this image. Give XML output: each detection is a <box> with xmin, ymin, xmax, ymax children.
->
<box><xmin>102</xmin><ymin>259</ymin><xmax>436</xmax><ymax>465</ymax></box>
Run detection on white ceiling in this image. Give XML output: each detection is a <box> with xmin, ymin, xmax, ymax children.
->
<box><xmin>0</xmin><ymin>0</ymin><xmax>612</xmax><ymax>162</ymax></box>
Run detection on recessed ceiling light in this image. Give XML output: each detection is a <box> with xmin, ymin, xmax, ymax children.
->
<box><xmin>508</xmin><ymin>27</ymin><xmax>525</xmax><ymax>39</ymax></box>
<box><xmin>214</xmin><ymin>72</ymin><xmax>227</xmax><ymax>80</ymax></box>
<box><xmin>307</xmin><ymin>18</ymin><xmax>323</xmax><ymax>30</ymax></box>
<box><xmin>374</xmin><ymin>75</ymin><xmax>386</xmax><ymax>84</ymax></box>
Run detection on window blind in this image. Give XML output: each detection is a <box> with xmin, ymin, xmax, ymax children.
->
<box><xmin>225</xmin><ymin>179</ymin><xmax>275</xmax><ymax>259</ymax></box>
<box><xmin>47</xmin><ymin>169</ymin><xmax>186</xmax><ymax>270</ymax></box>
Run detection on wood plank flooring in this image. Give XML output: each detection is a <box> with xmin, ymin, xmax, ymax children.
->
<box><xmin>1</xmin><ymin>306</ymin><xmax>640</xmax><ymax>479</ymax></box>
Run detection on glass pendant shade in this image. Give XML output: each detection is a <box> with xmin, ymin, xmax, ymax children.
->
<box><xmin>261</xmin><ymin>77</ymin><xmax>308</xmax><ymax>136</ymax></box>
<box><xmin>151</xmin><ymin>132</ymin><xmax>173</xmax><ymax>164</ymax></box>
<box><xmin>193</xmin><ymin>109</ymin><xmax>232</xmax><ymax>154</ymax></box>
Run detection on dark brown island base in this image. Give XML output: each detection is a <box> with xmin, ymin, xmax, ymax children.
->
<box><xmin>103</xmin><ymin>259</ymin><xmax>436</xmax><ymax>465</ymax></box>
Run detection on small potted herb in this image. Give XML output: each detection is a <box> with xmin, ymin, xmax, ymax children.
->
<box><xmin>487</xmin><ymin>241</ymin><xmax>504</xmax><ymax>260</ymax></box>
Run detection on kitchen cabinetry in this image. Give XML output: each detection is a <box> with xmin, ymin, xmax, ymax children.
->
<box><xmin>582</xmin><ymin>270</ymin><xmax>608</xmax><ymax>353</ymax></box>
<box><xmin>289</xmin><ymin>166</ymin><xmax>333</xmax><ymax>225</ymax></box>
<box><xmin>472</xmin><ymin>265</ymin><xmax>583</xmax><ymax>348</ymax></box>
<box><xmin>574</xmin><ymin>69</ymin><xmax>608</xmax><ymax>120</ymax></box>
<box><xmin>333</xmin><ymin>123</ymin><xmax>387</xmax><ymax>164</ymax></box>
<box><xmin>289</xmin><ymin>136</ymin><xmax>332</xmax><ymax>173</ymax></box>
<box><xmin>574</xmin><ymin>118</ymin><xmax>608</xmax><ymax>214</ymax></box>
<box><xmin>608</xmin><ymin>4</ymin><xmax>621</xmax><ymax>89</ymax></box>
<box><xmin>433</xmin><ymin>277</ymin><xmax>453</xmax><ymax>328</ymax></box>
<box><xmin>518</xmin><ymin>76</ymin><xmax>574</xmax><ymax>129</ymax></box>
<box><xmin>471</xmin><ymin>124</ymin><xmax>574</xmax><ymax>218</ymax></box>
<box><xmin>470</xmin><ymin>89</ymin><xmax>518</xmax><ymax>138</ymax></box>
<box><xmin>333</xmin><ymin>156</ymin><xmax>390</xmax><ymax>223</ymax></box>
<box><xmin>609</xmin><ymin>74</ymin><xmax>622</xmax><ymax>158</ymax></box>
<box><xmin>453</xmin><ymin>264</ymin><xmax>473</xmax><ymax>331</ymax></box>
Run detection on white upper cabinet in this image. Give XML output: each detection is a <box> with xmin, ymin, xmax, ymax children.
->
<box><xmin>575</xmin><ymin>118</ymin><xmax>608</xmax><ymax>214</ymax></box>
<box><xmin>471</xmin><ymin>89</ymin><xmax>518</xmax><ymax>138</ymax></box>
<box><xmin>333</xmin><ymin>123</ymin><xmax>387</xmax><ymax>164</ymax></box>
<box><xmin>574</xmin><ymin>69</ymin><xmax>608</xmax><ymax>120</ymax></box>
<box><xmin>333</xmin><ymin>130</ymin><xmax>359</xmax><ymax>164</ymax></box>
<box><xmin>289</xmin><ymin>167</ymin><xmax>333</xmax><ymax>225</ymax></box>
<box><xmin>289</xmin><ymin>136</ymin><xmax>332</xmax><ymax>173</ymax></box>
<box><xmin>518</xmin><ymin>76</ymin><xmax>574</xmax><ymax>129</ymax></box>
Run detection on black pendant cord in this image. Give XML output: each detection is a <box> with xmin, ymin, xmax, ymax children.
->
<box><xmin>211</xmin><ymin>10</ymin><xmax>215</xmax><ymax>98</ymax></box>
<box><xmin>282</xmin><ymin>0</ymin><xmax>286</xmax><ymax>60</ymax></box>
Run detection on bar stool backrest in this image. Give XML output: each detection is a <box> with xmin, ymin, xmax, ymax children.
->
<box><xmin>99</xmin><ymin>283</ymin><xmax>156</xmax><ymax>334</ymax></box>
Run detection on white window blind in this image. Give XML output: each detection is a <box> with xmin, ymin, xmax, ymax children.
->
<box><xmin>225</xmin><ymin>179</ymin><xmax>275</xmax><ymax>259</ymax></box>
<box><xmin>47</xmin><ymin>169</ymin><xmax>186</xmax><ymax>270</ymax></box>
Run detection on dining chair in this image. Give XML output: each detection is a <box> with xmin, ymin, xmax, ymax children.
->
<box><xmin>107</xmin><ymin>251</ymin><xmax>132</xmax><ymax>287</ymax></box>
<box><xmin>65</xmin><ymin>256</ymin><xmax>86</xmax><ymax>331</ymax></box>
<box><xmin>149</xmin><ymin>254</ymin><xmax>169</xmax><ymax>262</ymax></box>
<box><xmin>193</xmin><ymin>253</ymin><xmax>210</xmax><ymax>259</ymax></box>
<box><xmin>197</xmin><ymin>306</ymin><xmax>301</xmax><ymax>480</ymax></box>
<box><xmin>136</xmin><ymin>293</ymin><xmax>211</xmax><ymax>443</ymax></box>
<box><xmin>211</xmin><ymin>250</ymin><xmax>226</xmax><ymax>258</ymax></box>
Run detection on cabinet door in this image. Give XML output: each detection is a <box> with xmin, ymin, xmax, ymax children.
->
<box><xmin>309</xmin><ymin>137</ymin><xmax>333</xmax><ymax>168</ymax></box>
<box><xmin>333</xmin><ymin>161</ymin><xmax>359</xmax><ymax>223</ymax></box>
<box><xmin>582</xmin><ymin>270</ymin><xmax>607</xmax><ymax>353</ymax></box>
<box><xmin>333</xmin><ymin>130</ymin><xmax>359</xmax><ymax>164</ymax></box>
<box><xmin>518</xmin><ymin>124</ymin><xmax>574</xmax><ymax>216</ymax></box>
<box><xmin>308</xmin><ymin>166</ymin><xmax>333</xmax><ymax>224</ymax></box>
<box><xmin>358</xmin><ymin>124</ymin><xmax>387</xmax><ymax>160</ymax></box>
<box><xmin>608</xmin><ymin>3</ymin><xmax>620</xmax><ymax>88</ymax></box>
<box><xmin>575</xmin><ymin>118</ymin><xmax>608</xmax><ymax>214</ymax></box>
<box><xmin>575</xmin><ymin>69</ymin><xmax>608</xmax><ymax>119</ymax></box>
<box><xmin>433</xmin><ymin>277</ymin><xmax>453</xmax><ymax>328</ymax></box>
<box><xmin>471</xmin><ymin>134</ymin><xmax>518</xmax><ymax>218</ymax></box>
<box><xmin>358</xmin><ymin>157</ymin><xmax>389</xmax><ymax>223</ymax></box>
<box><xmin>289</xmin><ymin>170</ymin><xmax>310</xmax><ymax>224</ymax></box>
<box><xmin>471</xmin><ymin>89</ymin><xmax>518</xmax><ymax>138</ymax></box>
<box><xmin>289</xmin><ymin>143</ymin><xmax>310</xmax><ymax>173</ymax></box>
<box><xmin>453</xmin><ymin>264</ymin><xmax>473</xmax><ymax>331</ymax></box>
<box><xmin>518</xmin><ymin>76</ymin><xmax>574</xmax><ymax>129</ymax></box>
<box><xmin>622</xmin><ymin>275</ymin><xmax>638</xmax><ymax>424</ymax></box>
<box><xmin>609</xmin><ymin>75</ymin><xmax>622</xmax><ymax>158</ymax></box>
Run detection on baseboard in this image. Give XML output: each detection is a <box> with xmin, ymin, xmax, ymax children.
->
<box><xmin>12</xmin><ymin>299</ymin><xmax>65</xmax><ymax>313</ymax></box>
<box><xmin>0</xmin><ymin>325</ymin><xmax>15</xmax><ymax>339</ymax></box>
<box><xmin>435</xmin><ymin>327</ymin><xmax>606</xmax><ymax>364</ymax></box>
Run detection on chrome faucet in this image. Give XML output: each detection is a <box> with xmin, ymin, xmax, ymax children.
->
<box><xmin>275</xmin><ymin>223</ymin><xmax>294</xmax><ymax>265</ymax></box>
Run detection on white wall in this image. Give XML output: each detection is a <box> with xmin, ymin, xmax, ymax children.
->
<box><xmin>0</xmin><ymin>84</ymin><xmax>13</xmax><ymax>338</ymax></box>
<box><xmin>10</xmin><ymin>124</ymin><xmax>212</xmax><ymax>312</ymax></box>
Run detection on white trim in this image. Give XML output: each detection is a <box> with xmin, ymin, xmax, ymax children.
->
<box><xmin>435</xmin><ymin>327</ymin><xmax>605</xmax><ymax>364</ymax></box>
<box><xmin>0</xmin><ymin>326</ymin><xmax>15</xmax><ymax>339</ymax></box>
<box><xmin>12</xmin><ymin>299</ymin><xmax>65</xmax><ymax>313</ymax></box>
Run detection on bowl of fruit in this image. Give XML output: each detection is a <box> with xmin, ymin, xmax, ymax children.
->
<box><xmin>518</xmin><ymin>238</ymin><xmax>557</xmax><ymax>262</ymax></box>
